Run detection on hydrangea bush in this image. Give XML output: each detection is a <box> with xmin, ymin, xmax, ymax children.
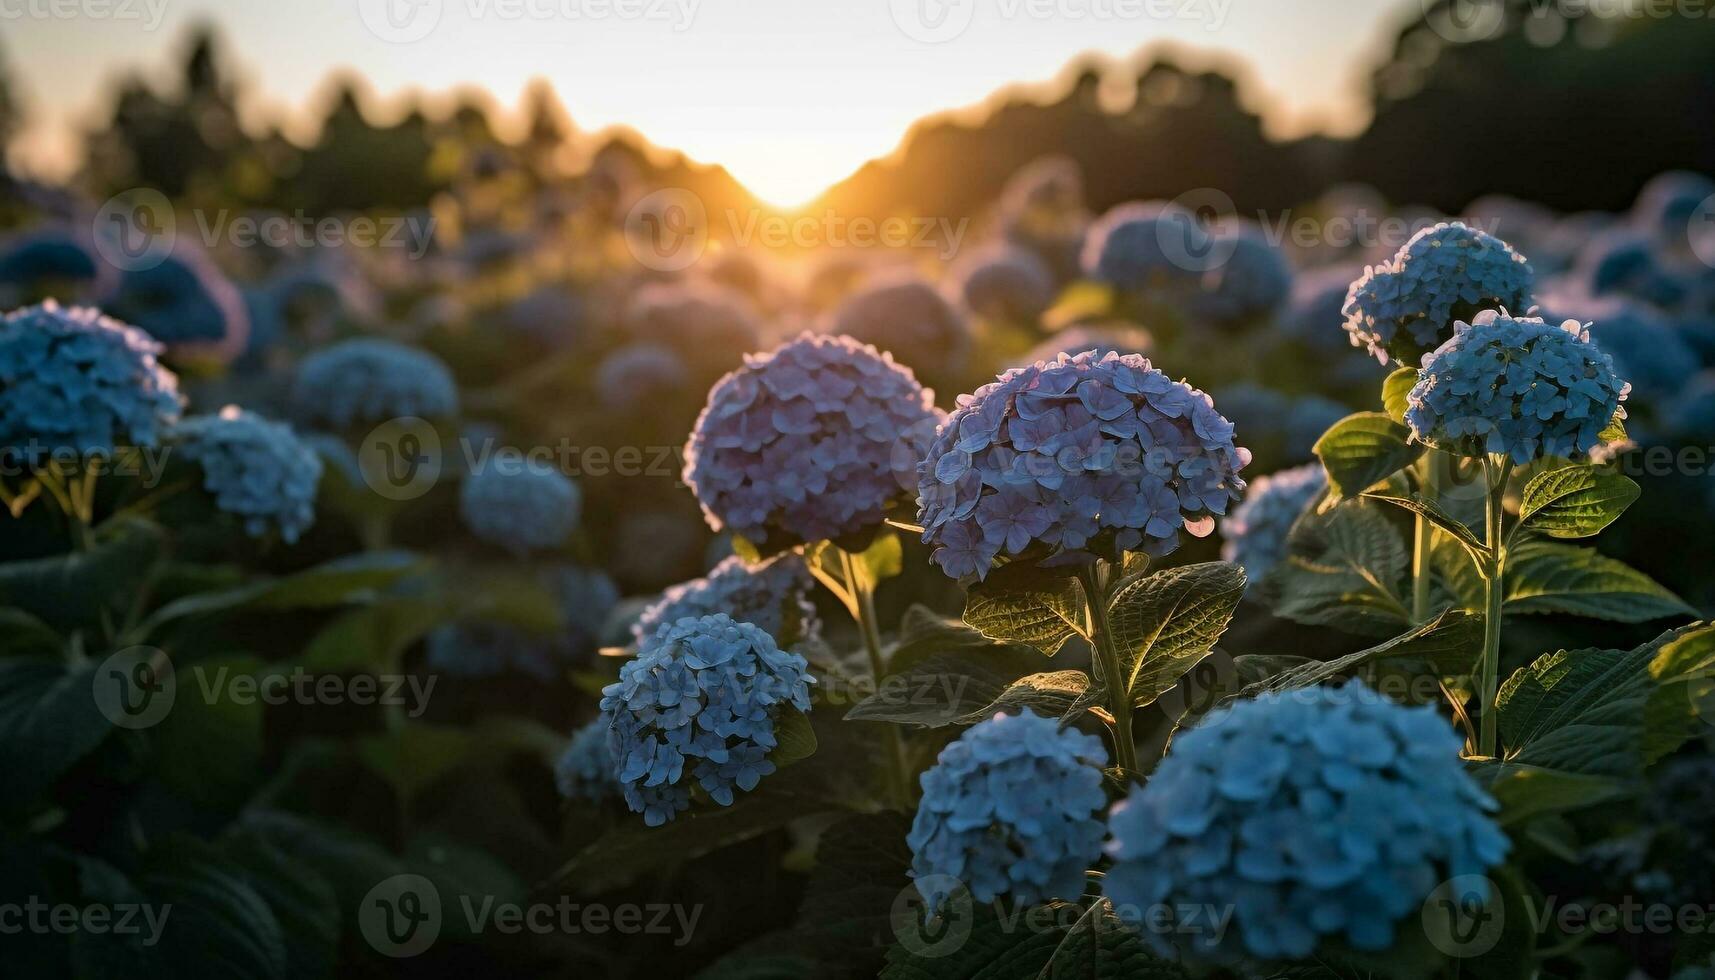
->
<box><xmin>683</xmin><ymin>332</ymin><xmax>943</xmax><ymax>549</ymax></box>
<box><xmin>633</xmin><ymin>553</ymin><xmax>819</xmax><ymax>647</ymax></box>
<box><xmin>1104</xmin><ymin>681</ymin><xmax>1511</xmax><ymax>963</ymax></box>
<box><xmin>169</xmin><ymin>407</ymin><xmax>323</xmax><ymax>542</ymax></box>
<box><xmin>600</xmin><ymin>614</ymin><xmax>814</xmax><ymax>825</ymax></box>
<box><xmin>917</xmin><ymin>349</ymin><xmax>1249</xmax><ymax>577</ymax></box>
<box><xmin>908</xmin><ymin>710</ymin><xmax>1108</xmax><ymax>912</ymax></box>
<box><xmin>458</xmin><ymin>454</ymin><xmax>581</xmax><ymax>554</ymax></box>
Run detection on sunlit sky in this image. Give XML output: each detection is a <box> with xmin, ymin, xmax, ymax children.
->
<box><xmin>5</xmin><ymin>0</ymin><xmax>1410</xmax><ymax>206</ymax></box>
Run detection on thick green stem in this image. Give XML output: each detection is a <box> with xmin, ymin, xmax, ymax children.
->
<box><xmin>1079</xmin><ymin>564</ymin><xmax>1138</xmax><ymax>777</ymax></box>
<box><xmin>841</xmin><ymin>549</ymin><xmax>913</xmax><ymax>809</ymax></box>
<box><xmin>1411</xmin><ymin>456</ymin><xmax>1441</xmax><ymax>623</ymax></box>
<box><xmin>1477</xmin><ymin>457</ymin><xmax>1512</xmax><ymax>759</ymax></box>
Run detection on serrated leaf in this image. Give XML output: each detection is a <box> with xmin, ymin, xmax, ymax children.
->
<box><xmin>1262</xmin><ymin>499</ymin><xmax>1412</xmax><ymax>637</ymax></box>
<box><xmin>1518</xmin><ymin>465</ymin><xmax>1639</xmax><ymax>539</ymax></box>
<box><xmin>773</xmin><ymin>707</ymin><xmax>819</xmax><ymax>766</ymax></box>
<box><xmin>963</xmin><ymin>563</ymin><xmax>1088</xmax><ymax>656</ymax></box>
<box><xmin>1501</xmin><ymin>540</ymin><xmax>1692</xmax><ymax>623</ymax></box>
<box><xmin>846</xmin><ymin>623</ymin><xmax>1051</xmax><ymax>729</ymax></box>
<box><xmin>0</xmin><ymin>659</ymin><xmax>112</xmax><ymax>813</ymax></box>
<box><xmin>139</xmin><ymin>550</ymin><xmax>426</xmax><ymax>636</ymax></box>
<box><xmin>1382</xmin><ymin>367</ymin><xmax>1417</xmax><ymax>422</ymax></box>
<box><xmin>1235</xmin><ymin>608</ymin><xmax>1479</xmax><ymax>698</ymax></box>
<box><xmin>1314</xmin><ymin>412</ymin><xmax>1423</xmax><ymax>499</ymax></box>
<box><xmin>881</xmin><ymin>900</ymin><xmax>1186</xmax><ymax>980</ymax></box>
<box><xmin>955</xmin><ymin>670</ymin><xmax>1091</xmax><ymax>725</ymax></box>
<box><xmin>1107</xmin><ymin>562</ymin><xmax>1246</xmax><ymax>707</ymax></box>
<box><xmin>1363</xmin><ymin>490</ymin><xmax>1488</xmax><ymax>563</ymax></box>
<box><xmin>0</xmin><ymin>517</ymin><xmax>163</xmax><ymax>630</ymax></box>
<box><xmin>132</xmin><ymin>841</ymin><xmax>288</xmax><ymax>980</ymax></box>
<box><xmin>1468</xmin><ymin>763</ymin><xmax>1628</xmax><ymax>826</ymax></box>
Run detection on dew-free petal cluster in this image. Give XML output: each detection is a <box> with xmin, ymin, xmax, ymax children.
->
<box><xmin>633</xmin><ymin>553</ymin><xmax>819</xmax><ymax>647</ymax></box>
<box><xmin>290</xmin><ymin>337</ymin><xmax>458</xmax><ymax>430</ymax></box>
<box><xmin>556</xmin><ymin>716</ymin><xmax>618</xmax><ymax>804</ymax></box>
<box><xmin>828</xmin><ymin>272</ymin><xmax>970</xmax><ymax>382</ymax></box>
<box><xmin>907</xmin><ymin>709</ymin><xmax>1108</xmax><ymax>912</ymax></box>
<box><xmin>1103</xmin><ymin>681</ymin><xmax>1511</xmax><ymax>963</ymax></box>
<box><xmin>600</xmin><ymin>613</ymin><xmax>815</xmax><ymax>826</ymax></box>
<box><xmin>1220</xmin><ymin>463</ymin><xmax>1326</xmax><ymax>581</ymax></box>
<box><xmin>104</xmin><ymin>250</ymin><xmax>250</xmax><ymax>358</ymax></box>
<box><xmin>917</xmin><ymin>349</ymin><xmax>1248</xmax><ymax>578</ymax></box>
<box><xmin>1080</xmin><ymin>201</ymin><xmax>1208</xmax><ymax>294</ymax></box>
<box><xmin>0</xmin><ymin>301</ymin><xmax>183</xmax><ymax>456</ymax></box>
<box><xmin>1024</xmin><ymin>324</ymin><xmax>1152</xmax><ymax>365</ymax></box>
<box><xmin>458</xmin><ymin>453</ymin><xmax>580</xmax><ymax>555</ymax></box>
<box><xmin>427</xmin><ymin>563</ymin><xmax>617</xmax><ymax>679</ymax></box>
<box><xmin>683</xmin><ymin>332</ymin><xmax>943</xmax><ymax>547</ymax></box>
<box><xmin>0</xmin><ymin>228</ymin><xmax>115</xmax><ymax>307</ymax></box>
<box><xmin>170</xmin><ymin>406</ymin><xmax>322</xmax><ymax>542</ymax></box>
<box><xmin>951</xmin><ymin>243</ymin><xmax>1056</xmax><ymax>323</ymax></box>
<box><xmin>596</xmin><ymin>342</ymin><xmax>690</xmax><ymax>412</ymax></box>
<box><xmin>1342</xmin><ymin>221</ymin><xmax>1534</xmax><ymax>365</ymax></box>
<box><xmin>1188</xmin><ymin>221</ymin><xmax>1293</xmax><ymax>324</ymax></box>
<box><xmin>1405</xmin><ymin>310</ymin><xmax>1630</xmax><ymax>465</ymax></box>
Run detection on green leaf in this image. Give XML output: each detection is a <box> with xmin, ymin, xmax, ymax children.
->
<box><xmin>773</xmin><ymin>707</ymin><xmax>819</xmax><ymax>766</ymax></box>
<box><xmin>1643</xmin><ymin>626</ymin><xmax>1715</xmax><ymax>763</ymax></box>
<box><xmin>1518</xmin><ymin>465</ymin><xmax>1640</xmax><ymax>539</ymax></box>
<box><xmin>355</xmin><ymin>722</ymin><xmax>481</xmax><ymax>802</ymax></box>
<box><xmin>846</xmin><ymin>621</ymin><xmax>1052</xmax><ymax>729</ymax></box>
<box><xmin>881</xmin><ymin>900</ymin><xmax>1186</xmax><ymax>980</ymax></box>
<box><xmin>962</xmin><ymin>562</ymin><xmax>1088</xmax><ymax>656</ymax></box>
<box><xmin>0</xmin><ymin>659</ymin><xmax>111</xmax><ymax>813</ymax></box>
<box><xmin>1234</xmin><ymin>608</ymin><xmax>1479</xmax><ymax>698</ymax></box>
<box><xmin>1314</xmin><ymin>412</ymin><xmax>1424</xmax><ymax>499</ymax></box>
<box><xmin>1107</xmin><ymin>562</ymin><xmax>1247</xmax><ymax>708</ymax></box>
<box><xmin>1363</xmin><ymin>490</ymin><xmax>1487</xmax><ymax>562</ymax></box>
<box><xmin>151</xmin><ymin>654</ymin><xmax>265</xmax><ymax>810</ymax></box>
<box><xmin>1496</xmin><ymin>622</ymin><xmax>1715</xmax><ymax>777</ymax></box>
<box><xmin>1262</xmin><ymin>499</ymin><xmax>1412</xmax><ymax>637</ymax></box>
<box><xmin>1501</xmin><ymin>540</ymin><xmax>1693</xmax><ymax>623</ymax></box>
<box><xmin>131</xmin><ymin>840</ymin><xmax>289</xmax><ymax>980</ymax></box>
<box><xmin>139</xmin><ymin>550</ymin><xmax>426</xmax><ymax>635</ymax></box>
<box><xmin>299</xmin><ymin>596</ymin><xmax>450</xmax><ymax>671</ymax></box>
<box><xmin>858</xmin><ymin>531</ymin><xmax>904</xmax><ymax>583</ymax></box>
<box><xmin>0</xmin><ymin>517</ymin><xmax>163</xmax><ymax>629</ymax></box>
<box><xmin>1382</xmin><ymin>367</ymin><xmax>1417</xmax><ymax>423</ymax></box>
<box><xmin>956</xmin><ymin>670</ymin><xmax>1092</xmax><ymax>725</ymax></box>
<box><xmin>0</xmin><ymin>609</ymin><xmax>63</xmax><ymax>657</ymax></box>
<box><xmin>214</xmin><ymin>839</ymin><xmax>340</xmax><ymax>980</ymax></box>
<box><xmin>1469</xmin><ymin>763</ymin><xmax>1628</xmax><ymax>826</ymax></box>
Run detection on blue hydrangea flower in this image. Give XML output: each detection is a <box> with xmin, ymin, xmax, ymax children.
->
<box><xmin>556</xmin><ymin>716</ymin><xmax>618</xmax><ymax>804</ymax></box>
<box><xmin>634</xmin><ymin>554</ymin><xmax>819</xmax><ymax>647</ymax></box>
<box><xmin>103</xmin><ymin>249</ymin><xmax>251</xmax><ymax>361</ymax></box>
<box><xmin>907</xmin><ymin>709</ymin><xmax>1108</xmax><ymax>912</ymax></box>
<box><xmin>1538</xmin><ymin>291</ymin><xmax>1698</xmax><ymax>405</ymax></box>
<box><xmin>828</xmin><ymin>271</ymin><xmax>971</xmax><ymax>383</ymax></box>
<box><xmin>1343</xmin><ymin>222</ymin><xmax>1534</xmax><ymax>366</ymax></box>
<box><xmin>291</xmin><ymin>338</ymin><xmax>459</xmax><ymax>431</ymax></box>
<box><xmin>1405</xmin><ymin>310</ymin><xmax>1631</xmax><ymax>465</ymax></box>
<box><xmin>1669</xmin><ymin>371</ymin><xmax>1715</xmax><ymax>439</ymax></box>
<box><xmin>1025</xmin><ymin>325</ymin><xmax>1153</xmax><ymax>366</ymax></box>
<box><xmin>0</xmin><ymin>302</ymin><xmax>183</xmax><ymax>456</ymax></box>
<box><xmin>1188</xmin><ymin>221</ymin><xmax>1293</xmax><ymax>324</ymax></box>
<box><xmin>0</xmin><ymin>228</ymin><xmax>115</xmax><ymax>308</ymax></box>
<box><xmin>459</xmin><ymin>453</ymin><xmax>580</xmax><ymax>555</ymax></box>
<box><xmin>169</xmin><ymin>407</ymin><xmax>322</xmax><ymax>543</ymax></box>
<box><xmin>1280</xmin><ymin>263</ymin><xmax>1366</xmax><ymax>354</ymax></box>
<box><xmin>918</xmin><ymin>350</ymin><xmax>1249</xmax><ymax>578</ymax></box>
<box><xmin>427</xmin><ymin>563</ymin><xmax>618</xmax><ymax>679</ymax></box>
<box><xmin>1631</xmin><ymin>170</ymin><xmax>1715</xmax><ymax>243</ymax></box>
<box><xmin>1080</xmin><ymin>201</ymin><xmax>1208</xmax><ymax>295</ymax></box>
<box><xmin>1574</xmin><ymin>230</ymin><xmax>1686</xmax><ymax>308</ymax></box>
<box><xmin>951</xmin><ymin>243</ymin><xmax>1056</xmax><ymax>323</ymax></box>
<box><xmin>1104</xmin><ymin>681</ymin><xmax>1511</xmax><ymax>963</ymax></box>
<box><xmin>600</xmin><ymin>614</ymin><xmax>815</xmax><ymax>826</ymax></box>
<box><xmin>1220</xmin><ymin>463</ymin><xmax>1326</xmax><ymax>581</ymax></box>
<box><xmin>596</xmin><ymin>342</ymin><xmax>690</xmax><ymax>412</ymax></box>
<box><xmin>684</xmin><ymin>332</ymin><xmax>944</xmax><ymax>548</ymax></box>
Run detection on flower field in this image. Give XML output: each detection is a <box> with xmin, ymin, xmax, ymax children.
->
<box><xmin>3</xmin><ymin>6</ymin><xmax>1715</xmax><ymax>980</ymax></box>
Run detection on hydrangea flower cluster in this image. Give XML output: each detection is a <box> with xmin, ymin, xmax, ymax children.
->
<box><xmin>627</xmin><ymin>281</ymin><xmax>761</xmax><ymax>362</ymax></box>
<box><xmin>0</xmin><ymin>302</ymin><xmax>183</xmax><ymax>456</ymax></box>
<box><xmin>169</xmin><ymin>407</ymin><xmax>322</xmax><ymax>542</ymax></box>
<box><xmin>1342</xmin><ymin>222</ymin><xmax>1534</xmax><ymax>365</ymax></box>
<box><xmin>458</xmin><ymin>454</ymin><xmax>581</xmax><ymax>555</ymax></box>
<box><xmin>633</xmin><ymin>554</ymin><xmax>819</xmax><ymax>647</ymax></box>
<box><xmin>601</xmin><ymin>614</ymin><xmax>815</xmax><ymax>826</ymax></box>
<box><xmin>917</xmin><ymin>350</ymin><xmax>1249</xmax><ymax>578</ymax></box>
<box><xmin>1188</xmin><ymin>222</ymin><xmax>1294</xmax><ymax>324</ymax></box>
<box><xmin>907</xmin><ymin>710</ymin><xmax>1108</xmax><ymax>912</ymax></box>
<box><xmin>951</xmin><ymin>244</ymin><xmax>1056</xmax><ymax>323</ymax></box>
<box><xmin>1405</xmin><ymin>310</ymin><xmax>1631</xmax><ymax>465</ymax></box>
<box><xmin>1545</xmin><ymin>293</ymin><xmax>1697</xmax><ymax>403</ymax></box>
<box><xmin>1080</xmin><ymin>201</ymin><xmax>1207</xmax><ymax>294</ymax></box>
<box><xmin>683</xmin><ymin>332</ymin><xmax>943</xmax><ymax>548</ymax></box>
<box><xmin>596</xmin><ymin>342</ymin><xmax>690</xmax><ymax>412</ymax></box>
<box><xmin>1024</xmin><ymin>324</ymin><xmax>1152</xmax><ymax>365</ymax></box>
<box><xmin>1104</xmin><ymin>681</ymin><xmax>1511</xmax><ymax>963</ymax></box>
<box><xmin>828</xmin><ymin>272</ymin><xmax>970</xmax><ymax>382</ymax></box>
<box><xmin>0</xmin><ymin>229</ymin><xmax>115</xmax><ymax>307</ymax></box>
<box><xmin>104</xmin><ymin>251</ymin><xmax>251</xmax><ymax>360</ymax></box>
<box><xmin>1280</xmin><ymin>264</ymin><xmax>1365</xmax><ymax>354</ymax></box>
<box><xmin>555</xmin><ymin>716</ymin><xmax>618</xmax><ymax>804</ymax></box>
<box><xmin>1575</xmin><ymin>230</ymin><xmax>1686</xmax><ymax>308</ymax></box>
<box><xmin>290</xmin><ymin>338</ymin><xmax>459</xmax><ymax>430</ymax></box>
<box><xmin>427</xmin><ymin>564</ymin><xmax>618</xmax><ymax>679</ymax></box>
<box><xmin>1220</xmin><ymin>463</ymin><xmax>1326</xmax><ymax>581</ymax></box>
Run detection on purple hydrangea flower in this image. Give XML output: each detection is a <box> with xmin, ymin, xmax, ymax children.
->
<box><xmin>950</xmin><ymin>243</ymin><xmax>1056</xmax><ymax>323</ymax></box>
<box><xmin>1343</xmin><ymin>221</ymin><xmax>1535</xmax><ymax>366</ymax></box>
<box><xmin>1219</xmin><ymin>463</ymin><xmax>1326</xmax><ymax>581</ymax></box>
<box><xmin>556</xmin><ymin>716</ymin><xmax>618</xmax><ymax>804</ymax></box>
<box><xmin>169</xmin><ymin>407</ymin><xmax>322</xmax><ymax>543</ymax></box>
<box><xmin>1187</xmin><ymin>220</ymin><xmax>1294</xmax><ymax>324</ymax></box>
<box><xmin>459</xmin><ymin>452</ymin><xmax>580</xmax><ymax>555</ymax></box>
<box><xmin>827</xmin><ymin>271</ymin><xmax>971</xmax><ymax>384</ymax></box>
<box><xmin>918</xmin><ymin>350</ymin><xmax>1249</xmax><ymax>577</ymax></box>
<box><xmin>907</xmin><ymin>709</ymin><xmax>1108</xmax><ymax>912</ymax></box>
<box><xmin>684</xmin><ymin>332</ymin><xmax>944</xmax><ymax>548</ymax></box>
<box><xmin>596</xmin><ymin>342</ymin><xmax>690</xmax><ymax>412</ymax></box>
<box><xmin>1405</xmin><ymin>310</ymin><xmax>1630</xmax><ymax>465</ymax></box>
<box><xmin>1104</xmin><ymin>681</ymin><xmax>1511</xmax><ymax>963</ymax></box>
<box><xmin>1080</xmin><ymin>200</ymin><xmax>1209</xmax><ymax>295</ymax></box>
<box><xmin>1024</xmin><ymin>324</ymin><xmax>1153</xmax><ymax>365</ymax></box>
<box><xmin>600</xmin><ymin>614</ymin><xmax>815</xmax><ymax>826</ymax></box>
<box><xmin>291</xmin><ymin>338</ymin><xmax>458</xmax><ymax>430</ymax></box>
<box><xmin>633</xmin><ymin>553</ymin><xmax>820</xmax><ymax>647</ymax></box>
